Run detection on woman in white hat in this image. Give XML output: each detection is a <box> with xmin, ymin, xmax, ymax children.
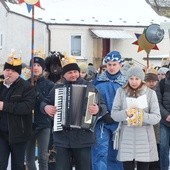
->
<box><xmin>111</xmin><ymin>66</ymin><xmax>161</xmax><ymax>170</ymax></box>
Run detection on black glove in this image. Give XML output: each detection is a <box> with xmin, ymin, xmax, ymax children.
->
<box><xmin>102</xmin><ymin>113</ymin><xmax>114</xmax><ymax>124</ymax></box>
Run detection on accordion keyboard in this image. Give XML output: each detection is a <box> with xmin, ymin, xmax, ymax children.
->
<box><xmin>53</xmin><ymin>87</ymin><xmax>65</xmax><ymax>131</ymax></box>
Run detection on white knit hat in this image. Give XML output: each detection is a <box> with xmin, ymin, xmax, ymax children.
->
<box><xmin>158</xmin><ymin>67</ymin><xmax>169</xmax><ymax>74</ymax></box>
<box><xmin>126</xmin><ymin>66</ymin><xmax>145</xmax><ymax>81</ymax></box>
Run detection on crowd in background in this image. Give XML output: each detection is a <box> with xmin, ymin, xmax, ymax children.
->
<box><xmin>0</xmin><ymin>49</ymin><xmax>170</xmax><ymax>170</ymax></box>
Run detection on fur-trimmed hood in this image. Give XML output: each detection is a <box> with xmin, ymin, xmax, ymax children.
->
<box><xmin>123</xmin><ymin>83</ymin><xmax>147</xmax><ymax>98</ymax></box>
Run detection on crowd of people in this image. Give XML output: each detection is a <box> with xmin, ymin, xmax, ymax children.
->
<box><xmin>0</xmin><ymin>49</ymin><xmax>170</xmax><ymax>170</ymax></box>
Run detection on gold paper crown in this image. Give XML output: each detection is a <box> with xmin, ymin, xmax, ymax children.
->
<box><xmin>146</xmin><ymin>66</ymin><xmax>158</xmax><ymax>75</ymax></box>
<box><xmin>78</xmin><ymin>62</ymin><xmax>88</xmax><ymax>72</ymax></box>
<box><xmin>61</xmin><ymin>53</ymin><xmax>77</xmax><ymax>67</ymax></box>
<box><xmin>7</xmin><ymin>49</ymin><xmax>22</xmax><ymax>66</ymax></box>
<box><xmin>34</xmin><ymin>50</ymin><xmax>45</xmax><ymax>59</ymax></box>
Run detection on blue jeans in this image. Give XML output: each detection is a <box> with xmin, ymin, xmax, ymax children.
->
<box><xmin>25</xmin><ymin>128</ymin><xmax>50</xmax><ymax>170</ymax></box>
<box><xmin>160</xmin><ymin>123</ymin><xmax>170</xmax><ymax>170</ymax></box>
<box><xmin>0</xmin><ymin>131</ymin><xmax>26</xmax><ymax>170</ymax></box>
<box><xmin>92</xmin><ymin>120</ymin><xmax>123</xmax><ymax>170</ymax></box>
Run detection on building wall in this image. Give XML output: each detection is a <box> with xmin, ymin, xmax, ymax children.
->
<box><xmin>1</xmin><ymin>2</ymin><xmax>170</xmax><ymax>72</ymax></box>
<box><xmin>0</xmin><ymin>2</ymin><xmax>8</xmax><ymax>72</ymax></box>
<box><xmin>0</xmin><ymin>3</ymin><xmax>48</xmax><ymax>67</ymax></box>
<box><xmin>49</xmin><ymin>25</ymin><xmax>94</xmax><ymax>62</ymax></box>
<box><xmin>50</xmin><ymin>25</ymin><xmax>170</xmax><ymax>69</ymax></box>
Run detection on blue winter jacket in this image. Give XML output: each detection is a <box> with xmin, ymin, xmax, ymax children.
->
<box><xmin>94</xmin><ymin>71</ymin><xmax>127</xmax><ymax>114</ymax></box>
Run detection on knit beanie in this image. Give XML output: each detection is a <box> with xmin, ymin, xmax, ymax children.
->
<box><xmin>126</xmin><ymin>66</ymin><xmax>145</xmax><ymax>81</ymax></box>
<box><xmin>158</xmin><ymin>67</ymin><xmax>169</xmax><ymax>75</ymax></box>
<box><xmin>30</xmin><ymin>57</ymin><xmax>45</xmax><ymax>70</ymax></box>
<box><xmin>62</xmin><ymin>55</ymin><xmax>80</xmax><ymax>75</ymax></box>
<box><xmin>30</xmin><ymin>50</ymin><xmax>46</xmax><ymax>70</ymax></box>
<box><xmin>4</xmin><ymin>62</ymin><xmax>22</xmax><ymax>75</ymax></box>
<box><xmin>4</xmin><ymin>52</ymin><xmax>22</xmax><ymax>75</ymax></box>
<box><xmin>62</xmin><ymin>63</ymin><xmax>80</xmax><ymax>75</ymax></box>
<box><xmin>34</xmin><ymin>57</ymin><xmax>45</xmax><ymax>70</ymax></box>
<box><xmin>103</xmin><ymin>50</ymin><xmax>124</xmax><ymax>64</ymax></box>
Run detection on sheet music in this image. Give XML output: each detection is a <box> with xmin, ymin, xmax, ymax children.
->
<box><xmin>126</xmin><ymin>94</ymin><xmax>148</xmax><ymax>109</ymax></box>
<box><xmin>85</xmin><ymin>92</ymin><xmax>96</xmax><ymax>124</ymax></box>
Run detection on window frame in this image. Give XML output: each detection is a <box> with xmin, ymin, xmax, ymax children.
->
<box><xmin>70</xmin><ymin>34</ymin><xmax>84</xmax><ymax>59</ymax></box>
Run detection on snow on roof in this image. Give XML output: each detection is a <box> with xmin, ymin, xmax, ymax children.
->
<box><xmin>4</xmin><ymin>0</ymin><xmax>170</xmax><ymax>26</ymax></box>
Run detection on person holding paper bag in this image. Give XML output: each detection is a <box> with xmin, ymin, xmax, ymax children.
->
<box><xmin>111</xmin><ymin>66</ymin><xmax>161</xmax><ymax>170</ymax></box>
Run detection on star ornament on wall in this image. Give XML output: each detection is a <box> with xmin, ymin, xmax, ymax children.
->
<box><xmin>132</xmin><ymin>33</ymin><xmax>159</xmax><ymax>54</ymax></box>
<box><xmin>19</xmin><ymin>0</ymin><xmax>41</xmax><ymax>12</ymax></box>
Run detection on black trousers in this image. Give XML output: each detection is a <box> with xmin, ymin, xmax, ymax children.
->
<box><xmin>55</xmin><ymin>146</ymin><xmax>91</xmax><ymax>170</ymax></box>
<box><xmin>149</xmin><ymin>144</ymin><xmax>160</xmax><ymax>170</ymax></box>
<box><xmin>0</xmin><ymin>131</ymin><xmax>27</xmax><ymax>170</ymax></box>
<box><xmin>123</xmin><ymin>160</ymin><xmax>149</xmax><ymax>170</ymax></box>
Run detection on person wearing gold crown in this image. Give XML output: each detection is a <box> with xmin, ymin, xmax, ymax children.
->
<box><xmin>40</xmin><ymin>56</ymin><xmax>107</xmax><ymax>170</ymax></box>
<box><xmin>145</xmin><ymin>67</ymin><xmax>159</xmax><ymax>90</ymax></box>
<box><xmin>0</xmin><ymin>53</ymin><xmax>36</xmax><ymax>169</ymax></box>
<box><xmin>111</xmin><ymin>66</ymin><xmax>161</xmax><ymax>170</ymax></box>
<box><xmin>25</xmin><ymin>52</ymin><xmax>55</xmax><ymax>170</ymax></box>
<box><xmin>144</xmin><ymin>68</ymin><xmax>160</xmax><ymax>170</ymax></box>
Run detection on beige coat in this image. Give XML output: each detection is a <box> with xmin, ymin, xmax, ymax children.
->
<box><xmin>111</xmin><ymin>85</ymin><xmax>161</xmax><ymax>162</ymax></box>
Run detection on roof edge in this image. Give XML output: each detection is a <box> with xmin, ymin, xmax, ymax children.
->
<box><xmin>0</xmin><ymin>0</ymin><xmax>10</xmax><ymax>11</ymax></box>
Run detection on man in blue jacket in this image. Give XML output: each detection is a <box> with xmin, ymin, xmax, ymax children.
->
<box><xmin>92</xmin><ymin>50</ymin><xmax>127</xmax><ymax>170</ymax></box>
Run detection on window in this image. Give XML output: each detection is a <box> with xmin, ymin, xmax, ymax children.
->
<box><xmin>71</xmin><ymin>35</ymin><xmax>81</xmax><ymax>56</ymax></box>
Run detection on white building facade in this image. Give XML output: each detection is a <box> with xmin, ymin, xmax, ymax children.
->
<box><xmin>1</xmin><ymin>0</ymin><xmax>170</xmax><ymax>71</ymax></box>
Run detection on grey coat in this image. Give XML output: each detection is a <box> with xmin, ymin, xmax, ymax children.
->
<box><xmin>111</xmin><ymin>85</ymin><xmax>161</xmax><ymax>162</ymax></box>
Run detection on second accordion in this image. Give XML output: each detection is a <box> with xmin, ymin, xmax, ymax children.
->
<box><xmin>53</xmin><ymin>84</ymin><xmax>97</xmax><ymax>131</ymax></box>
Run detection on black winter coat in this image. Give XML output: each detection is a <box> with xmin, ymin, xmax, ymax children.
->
<box><xmin>0</xmin><ymin>77</ymin><xmax>36</xmax><ymax>144</ymax></box>
<box><xmin>30</xmin><ymin>77</ymin><xmax>55</xmax><ymax>132</ymax></box>
<box><xmin>41</xmin><ymin>77</ymin><xmax>107</xmax><ymax>148</ymax></box>
<box><xmin>156</xmin><ymin>75</ymin><xmax>170</xmax><ymax>127</ymax></box>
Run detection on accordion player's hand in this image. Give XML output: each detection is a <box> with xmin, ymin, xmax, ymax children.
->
<box><xmin>88</xmin><ymin>103</ymin><xmax>99</xmax><ymax>115</ymax></box>
<box><xmin>44</xmin><ymin>105</ymin><xmax>57</xmax><ymax>117</ymax></box>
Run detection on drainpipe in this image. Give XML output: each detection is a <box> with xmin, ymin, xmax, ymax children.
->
<box><xmin>46</xmin><ymin>24</ymin><xmax>51</xmax><ymax>53</ymax></box>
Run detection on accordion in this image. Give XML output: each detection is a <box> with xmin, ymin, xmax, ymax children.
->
<box><xmin>53</xmin><ymin>84</ymin><xmax>97</xmax><ymax>131</ymax></box>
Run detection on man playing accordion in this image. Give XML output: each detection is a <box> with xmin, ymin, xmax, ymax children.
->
<box><xmin>40</xmin><ymin>57</ymin><xmax>107</xmax><ymax>170</ymax></box>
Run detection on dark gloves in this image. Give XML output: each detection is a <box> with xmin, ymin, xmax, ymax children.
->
<box><xmin>102</xmin><ymin>113</ymin><xmax>114</xmax><ymax>124</ymax></box>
